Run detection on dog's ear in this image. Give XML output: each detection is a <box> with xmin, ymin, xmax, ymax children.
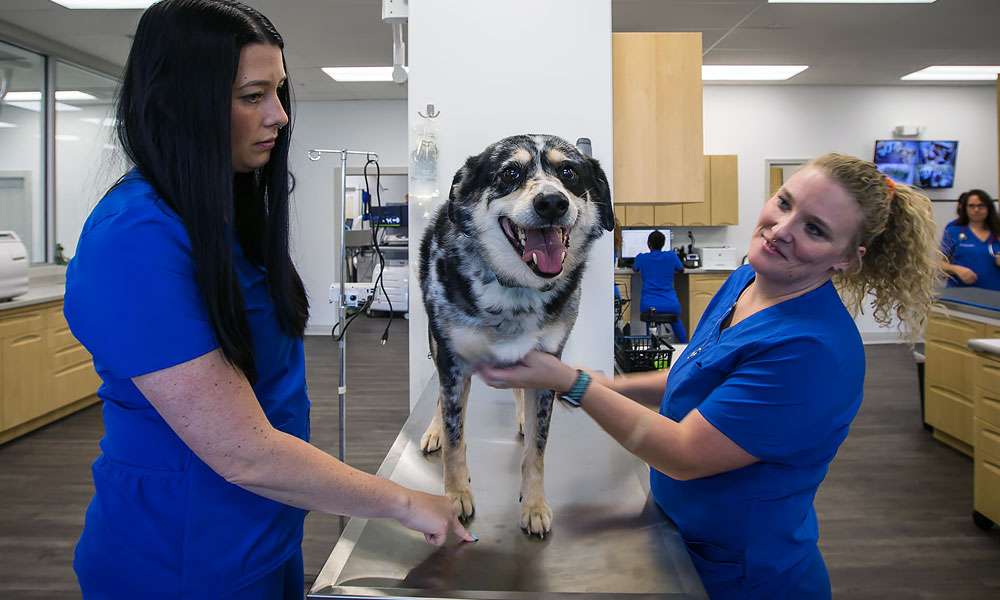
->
<box><xmin>447</xmin><ymin>155</ymin><xmax>481</xmax><ymax>225</ymax></box>
<box><xmin>587</xmin><ymin>157</ymin><xmax>615</xmax><ymax>232</ymax></box>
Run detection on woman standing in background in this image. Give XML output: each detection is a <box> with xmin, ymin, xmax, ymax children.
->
<box><xmin>941</xmin><ymin>189</ymin><xmax>1000</xmax><ymax>290</ymax></box>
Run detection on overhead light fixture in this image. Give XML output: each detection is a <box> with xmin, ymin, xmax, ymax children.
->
<box><xmin>56</xmin><ymin>134</ymin><xmax>80</xmax><ymax>142</ymax></box>
<box><xmin>702</xmin><ymin>65</ymin><xmax>809</xmax><ymax>81</ymax></box>
<box><xmin>322</xmin><ymin>66</ymin><xmax>408</xmax><ymax>82</ymax></box>
<box><xmin>901</xmin><ymin>66</ymin><xmax>1000</xmax><ymax>81</ymax></box>
<box><xmin>0</xmin><ymin>121</ymin><xmax>16</xmax><ymax>128</ymax></box>
<box><xmin>49</xmin><ymin>1</ymin><xmax>157</xmax><ymax>8</ymax></box>
<box><xmin>3</xmin><ymin>91</ymin><xmax>97</xmax><ymax>101</ymax></box>
<box><xmin>81</xmin><ymin>117</ymin><xmax>118</xmax><ymax>127</ymax></box>
<box><xmin>2</xmin><ymin>101</ymin><xmax>82</xmax><ymax>112</ymax></box>
<box><xmin>769</xmin><ymin>1</ymin><xmax>935</xmax><ymax>4</ymax></box>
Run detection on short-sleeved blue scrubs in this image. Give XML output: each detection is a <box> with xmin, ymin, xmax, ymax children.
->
<box><xmin>652</xmin><ymin>265</ymin><xmax>865</xmax><ymax>599</ymax></box>
<box><xmin>941</xmin><ymin>219</ymin><xmax>1000</xmax><ymax>290</ymax></box>
<box><xmin>633</xmin><ymin>249</ymin><xmax>687</xmax><ymax>342</ymax></box>
<box><xmin>64</xmin><ymin>170</ymin><xmax>310</xmax><ymax>598</ymax></box>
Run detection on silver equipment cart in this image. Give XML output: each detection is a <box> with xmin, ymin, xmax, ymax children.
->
<box><xmin>309</xmin><ymin>378</ymin><xmax>707</xmax><ymax>599</ymax></box>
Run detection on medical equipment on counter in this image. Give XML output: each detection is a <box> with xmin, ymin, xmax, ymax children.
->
<box><xmin>700</xmin><ymin>246</ymin><xmax>740</xmax><ymax>270</ymax></box>
<box><xmin>0</xmin><ymin>231</ymin><xmax>28</xmax><ymax>301</ymax></box>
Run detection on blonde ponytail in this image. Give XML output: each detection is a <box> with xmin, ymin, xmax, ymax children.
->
<box><xmin>810</xmin><ymin>153</ymin><xmax>944</xmax><ymax>337</ymax></box>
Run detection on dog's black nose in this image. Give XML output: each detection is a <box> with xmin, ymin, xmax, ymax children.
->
<box><xmin>533</xmin><ymin>193</ymin><xmax>569</xmax><ymax>221</ymax></box>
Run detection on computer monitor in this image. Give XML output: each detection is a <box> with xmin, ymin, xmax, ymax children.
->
<box><xmin>622</xmin><ymin>228</ymin><xmax>670</xmax><ymax>259</ymax></box>
<box><xmin>873</xmin><ymin>139</ymin><xmax>958</xmax><ymax>189</ymax></box>
<box><xmin>369</xmin><ymin>204</ymin><xmax>408</xmax><ymax>228</ymax></box>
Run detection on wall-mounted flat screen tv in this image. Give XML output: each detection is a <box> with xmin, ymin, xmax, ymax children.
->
<box><xmin>873</xmin><ymin>139</ymin><xmax>958</xmax><ymax>189</ymax></box>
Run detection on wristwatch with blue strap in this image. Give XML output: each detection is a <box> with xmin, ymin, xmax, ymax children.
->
<box><xmin>559</xmin><ymin>369</ymin><xmax>592</xmax><ymax>407</ymax></box>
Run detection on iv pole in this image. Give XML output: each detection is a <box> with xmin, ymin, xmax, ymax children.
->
<box><xmin>307</xmin><ymin>148</ymin><xmax>379</xmax><ymax>463</ymax></box>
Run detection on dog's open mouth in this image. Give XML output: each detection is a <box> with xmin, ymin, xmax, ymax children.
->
<box><xmin>499</xmin><ymin>217</ymin><xmax>570</xmax><ymax>278</ymax></box>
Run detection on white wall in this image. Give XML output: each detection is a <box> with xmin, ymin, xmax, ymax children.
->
<box><xmin>407</xmin><ymin>0</ymin><xmax>614</xmax><ymax>407</ymax></box>
<box><xmin>289</xmin><ymin>100</ymin><xmax>408</xmax><ymax>333</ymax></box>
<box><xmin>694</xmin><ymin>84</ymin><xmax>998</xmax><ymax>340</ymax></box>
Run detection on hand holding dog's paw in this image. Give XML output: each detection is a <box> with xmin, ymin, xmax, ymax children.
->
<box><xmin>448</xmin><ymin>487</ymin><xmax>476</xmax><ymax>522</ymax></box>
<box><xmin>520</xmin><ymin>497</ymin><xmax>553</xmax><ymax>538</ymax></box>
<box><xmin>397</xmin><ymin>489</ymin><xmax>476</xmax><ymax>546</ymax></box>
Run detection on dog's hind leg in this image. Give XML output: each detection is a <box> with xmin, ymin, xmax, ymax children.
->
<box><xmin>519</xmin><ymin>388</ymin><xmax>554</xmax><ymax>537</ymax></box>
<box><xmin>441</xmin><ymin>373</ymin><xmax>475</xmax><ymax>521</ymax></box>
<box><xmin>514</xmin><ymin>388</ymin><xmax>525</xmax><ymax>437</ymax></box>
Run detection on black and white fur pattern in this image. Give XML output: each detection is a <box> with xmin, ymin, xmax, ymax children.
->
<box><xmin>419</xmin><ymin>134</ymin><xmax>613</xmax><ymax>537</ymax></box>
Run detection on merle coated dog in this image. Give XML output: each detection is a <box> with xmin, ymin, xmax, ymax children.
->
<box><xmin>418</xmin><ymin>134</ymin><xmax>614</xmax><ymax>537</ymax></box>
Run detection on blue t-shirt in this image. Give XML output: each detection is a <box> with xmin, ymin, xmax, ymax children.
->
<box><xmin>651</xmin><ymin>265</ymin><xmax>864</xmax><ymax>598</ymax></box>
<box><xmin>941</xmin><ymin>220</ymin><xmax>1000</xmax><ymax>291</ymax></box>
<box><xmin>64</xmin><ymin>170</ymin><xmax>310</xmax><ymax>597</ymax></box>
<box><xmin>633</xmin><ymin>249</ymin><xmax>684</xmax><ymax>312</ymax></box>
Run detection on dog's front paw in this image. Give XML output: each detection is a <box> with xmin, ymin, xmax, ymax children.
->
<box><xmin>420</xmin><ymin>421</ymin><xmax>442</xmax><ymax>454</ymax></box>
<box><xmin>448</xmin><ymin>487</ymin><xmax>476</xmax><ymax>522</ymax></box>
<box><xmin>520</xmin><ymin>498</ymin><xmax>553</xmax><ymax>538</ymax></box>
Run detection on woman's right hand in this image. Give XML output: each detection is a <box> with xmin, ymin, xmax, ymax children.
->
<box><xmin>396</xmin><ymin>489</ymin><xmax>477</xmax><ymax>546</ymax></box>
<box><xmin>954</xmin><ymin>265</ymin><xmax>978</xmax><ymax>285</ymax></box>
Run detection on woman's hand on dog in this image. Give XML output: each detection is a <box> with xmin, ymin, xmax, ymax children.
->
<box><xmin>478</xmin><ymin>351</ymin><xmax>578</xmax><ymax>392</ymax></box>
<box><xmin>397</xmin><ymin>489</ymin><xmax>478</xmax><ymax>546</ymax></box>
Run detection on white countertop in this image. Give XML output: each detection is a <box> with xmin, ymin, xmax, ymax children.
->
<box><xmin>0</xmin><ymin>281</ymin><xmax>65</xmax><ymax>311</ymax></box>
<box><xmin>0</xmin><ymin>265</ymin><xmax>67</xmax><ymax>312</ymax></box>
<box><xmin>969</xmin><ymin>338</ymin><xmax>1000</xmax><ymax>358</ymax></box>
<box><xmin>614</xmin><ymin>267</ymin><xmax>738</xmax><ymax>276</ymax></box>
<box><xmin>681</xmin><ymin>267</ymin><xmax>738</xmax><ymax>274</ymax></box>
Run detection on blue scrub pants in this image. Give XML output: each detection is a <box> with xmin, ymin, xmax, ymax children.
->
<box><xmin>640</xmin><ymin>297</ymin><xmax>688</xmax><ymax>343</ymax></box>
<box><xmin>222</xmin><ymin>550</ymin><xmax>304</xmax><ymax>600</ymax></box>
<box><xmin>701</xmin><ymin>545</ymin><xmax>831</xmax><ymax>600</ymax></box>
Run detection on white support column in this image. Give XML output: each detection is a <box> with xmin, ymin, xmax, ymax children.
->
<box><xmin>407</xmin><ymin>0</ymin><xmax>615</xmax><ymax>408</ymax></box>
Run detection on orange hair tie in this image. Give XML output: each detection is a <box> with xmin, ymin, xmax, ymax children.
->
<box><xmin>884</xmin><ymin>176</ymin><xmax>897</xmax><ymax>202</ymax></box>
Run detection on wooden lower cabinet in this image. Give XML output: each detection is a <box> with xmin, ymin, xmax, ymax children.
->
<box><xmin>2</xmin><ymin>331</ymin><xmax>48</xmax><ymax>430</ymax></box>
<box><xmin>974</xmin><ymin>418</ymin><xmax>1000</xmax><ymax>528</ymax></box>
<box><xmin>0</xmin><ymin>299</ymin><xmax>100</xmax><ymax>444</ymax></box>
<box><xmin>923</xmin><ymin>313</ymin><xmax>986</xmax><ymax>455</ymax></box>
<box><xmin>673</xmin><ymin>273</ymin><xmax>728</xmax><ymax>336</ymax></box>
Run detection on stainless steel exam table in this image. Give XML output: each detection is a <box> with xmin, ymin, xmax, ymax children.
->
<box><xmin>309</xmin><ymin>377</ymin><xmax>707</xmax><ymax>599</ymax></box>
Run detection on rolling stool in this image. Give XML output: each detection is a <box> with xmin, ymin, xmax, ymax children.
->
<box><xmin>640</xmin><ymin>308</ymin><xmax>678</xmax><ymax>343</ymax></box>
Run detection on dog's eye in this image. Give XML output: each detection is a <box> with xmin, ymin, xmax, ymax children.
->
<box><xmin>559</xmin><ymin>166</ymin><xmax>579</xmax><ymax>184</ymax></box>
<box><xmin>499</xmin><ymin>166</ymin><xmax>522</xmax><ymax>186</ymax></box>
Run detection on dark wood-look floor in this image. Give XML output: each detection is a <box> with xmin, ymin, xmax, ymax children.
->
<box><xmin>1</xmin><ymin>325</ymin><xmax>998</xmax><ymax>598</ymax></box>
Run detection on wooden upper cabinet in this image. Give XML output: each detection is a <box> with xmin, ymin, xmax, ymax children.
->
<box><xmin>709</xmin><ymin>155</ymin><xmax>739</xmax><ymax>226</ymax></box>
<box><xmin>613</xmin><ymin>32</ymin><xmax>704</xmax><ymax>205</ymax></box>
<box><xmin>682</xmin><ymin>156</ymin><xmax>712</xmax><ymax>226</ymax></box>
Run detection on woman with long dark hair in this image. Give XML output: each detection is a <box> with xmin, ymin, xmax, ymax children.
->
<box><xmin>64</xmin><ymin>1</ymin><xmax>471</xmax><ymax>597</ymax></box>
<box><xmin>941</xmin><ymin>188</ymin><xmax>1000</xmax><ymax>290</ymax></box>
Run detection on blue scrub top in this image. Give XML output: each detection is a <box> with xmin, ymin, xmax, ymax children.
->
<box><xmin>941</xmin><ymin>220</ymin><xmax>1000</xmax><ymax>291</ymax></box>
<box><xmin>64</xmin><ymin>170</ymin><xmax>310</xmax><ymax>598</ymax></box>
<box><xmin>633</xmin><ymin>249</ymin><xmax>684</xmax><ymax>313</ymax></box>
<box><xmin>651</xmin><ymin>265</ymin><xmax>865</xmax><ymax>599</ymax></box>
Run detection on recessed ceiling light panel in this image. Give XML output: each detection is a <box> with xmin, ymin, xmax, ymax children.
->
<box><xmin>702</xmin><ymin>65</ymin><xmax>809</xmax><ymax>81</ymax></box>
<box><xmin>901</xmin><ymin>66</ymin><xmax>1000</xmax><ymax>81</ymax></box>
<box><xmin>50</xmin><ymin>1</ymin><xmax>156</xmax><ymax>8</ymax></box>
<box><xmin>322</xmin><ymin>66</ymin><xmax>409</xmax><ymax>82</ymax></box>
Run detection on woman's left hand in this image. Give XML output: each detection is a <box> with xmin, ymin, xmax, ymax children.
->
<box><xmin>478</xmin><ymin>351</ymin><xmax>578</xmax><ymax>392</ymax></box>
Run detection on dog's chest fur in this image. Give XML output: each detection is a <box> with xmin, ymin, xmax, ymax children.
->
<box><xmin>421</xmin><ymin>212</ymin><xmax>581</xmax><ymax>367</ymax></box>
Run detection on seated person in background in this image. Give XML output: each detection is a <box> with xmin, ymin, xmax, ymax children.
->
<box><xmin>941</xmin><ymin>189</ymin><xmax>1000</xmax><ymax>291</ymax></box>
<box><xmin>633</xmin><ymin>230</ymin><xmax>687</xmax><ymax>342</ymax></box>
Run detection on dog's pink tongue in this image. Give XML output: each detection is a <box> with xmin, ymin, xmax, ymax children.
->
<box><xmin>522</xmin><ymin>228</ymin><xmax>565</xmax><ymax>274</ymax></box>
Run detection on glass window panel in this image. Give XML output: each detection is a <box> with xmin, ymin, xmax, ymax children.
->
<box><xmin>55</xmin><ymin>61</ymin><xmax>120</xmax><ymax>263</ymax></box>
<box><xmin>0</xmin><ymin>41</ymin><xmax>45</xmax><ymax>263</ymax></box>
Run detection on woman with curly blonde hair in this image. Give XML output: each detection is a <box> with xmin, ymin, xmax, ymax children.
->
<box><xmin>477</xmin><ymin>152</ymin><xmax>942</xmax><ymax>599</ymax></box>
